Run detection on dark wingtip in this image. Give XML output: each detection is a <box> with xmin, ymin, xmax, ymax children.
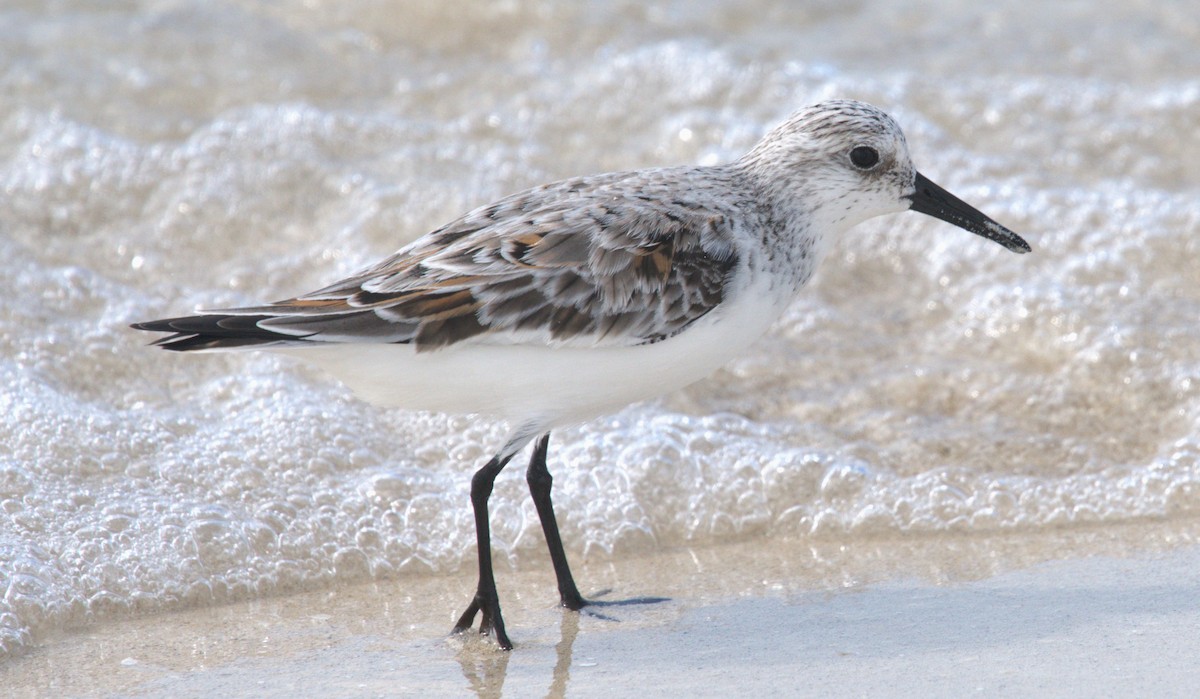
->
<box><xmin>131</xmin><ymin>314</ymin><xmax>287</xmax><ymax>351</ymax></box>
<box><xmin>130</xmin><ymin>319</ymin><xmax>174</xmax><ymax>333</ymax></box>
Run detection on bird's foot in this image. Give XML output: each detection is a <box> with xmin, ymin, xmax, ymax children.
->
<box><xmin>559</xmin><ymin>588</ymin><xmax>588</xmax><ymax>612</ymax></box>
<box><xmin>452</xmin><ymin>593</ymin><xmax>513</xmax><ymax>650</ymax></box>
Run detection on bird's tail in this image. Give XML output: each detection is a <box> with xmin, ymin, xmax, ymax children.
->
<box><xmin>131</xmin><ymin>314</ymin><xmax>303</xmax><ymax>351</ymax></box>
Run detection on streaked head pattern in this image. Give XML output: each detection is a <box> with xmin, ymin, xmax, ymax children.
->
<box><xmin>740</xmin><ymin>99</ymin><xmax>1029</xmax><ymax>253</ymax></box>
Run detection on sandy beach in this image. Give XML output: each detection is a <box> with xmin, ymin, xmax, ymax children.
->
<box><xmin>7</xmin><ymin>521</ymin><xmax>1200</xmax><ymax>698</ymax></box>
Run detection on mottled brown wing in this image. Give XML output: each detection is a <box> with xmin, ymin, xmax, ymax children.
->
<box><xmin>140</xmin><ymin>171</ymin><xmax>740</xmax><ymax>352</ymax></box>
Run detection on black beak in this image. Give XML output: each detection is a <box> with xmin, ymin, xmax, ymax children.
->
<box><xmin>907</xmin><ymin>171</ymin><xmax>1030</xmax><ymax>254</ymax></box>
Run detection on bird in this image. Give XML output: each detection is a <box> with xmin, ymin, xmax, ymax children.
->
<box><xmin>132</xmin><ymin>99</ymin><xmax>1031</xmax><ymax>650</ymax></box>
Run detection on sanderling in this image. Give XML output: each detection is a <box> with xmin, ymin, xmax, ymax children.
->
<box><xmin>133</xmin><ymin>99</ymin><xmax>1030</xmax><ymax>649</ymax></box>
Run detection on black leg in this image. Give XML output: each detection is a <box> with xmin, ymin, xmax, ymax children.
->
<box><xmin>526</xmin><ymin>433</ymin><xmax>587</xmax><ymax>610</ymax></box>
<box><xmin>453</xmin><ymin>452</ymin><xmax>516</xmax><ymax>649</ymax></box>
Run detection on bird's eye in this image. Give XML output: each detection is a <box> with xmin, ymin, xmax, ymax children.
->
<box><xmin>849</xmin><ymin>145</ymin><xmax>880</xmax><ymax>170</ymax></box>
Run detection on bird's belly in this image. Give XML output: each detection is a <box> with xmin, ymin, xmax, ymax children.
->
<box><xmin>279</xmin><ymin>281</ymin><xmax>788</xmax><ymax>429</ymax></box>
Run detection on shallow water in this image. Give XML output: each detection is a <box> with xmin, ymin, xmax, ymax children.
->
<box><xmin>2</xmin><ymin>0</ymin><xmax>1199</xmax><ymax>660</ymax></box>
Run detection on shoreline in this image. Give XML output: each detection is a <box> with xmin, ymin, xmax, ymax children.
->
<box><xmin>5</xmin><ymin>522</ymin><xmax>1200</xmax><ymax>697</ymax></box>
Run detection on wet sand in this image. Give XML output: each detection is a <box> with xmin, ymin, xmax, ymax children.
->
<box><xmin>6</xmin><ymin>523</ymin><xmax>1200</xmax><ymax>698</ymax></box>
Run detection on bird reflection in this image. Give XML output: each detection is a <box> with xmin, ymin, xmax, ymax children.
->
<box><xmin>546</xmin><ymin>610</ymin><xmax>579</xmax><ymax>698</ymax></box>
<box><xmin>456</xmin><ymin>637</ymin><xmax>512</xmax><ymax>699</ymax></box>
<box><xmin>455</xmin><ymin>592</ymin><xmax>670</xmax><ymax>698</ymax></box>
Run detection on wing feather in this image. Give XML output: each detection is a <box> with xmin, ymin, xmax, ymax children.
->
<box><xmin>138</xmin><ymin>168</ymin><xmax>743</xmax><ymax>352</ymax></box>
